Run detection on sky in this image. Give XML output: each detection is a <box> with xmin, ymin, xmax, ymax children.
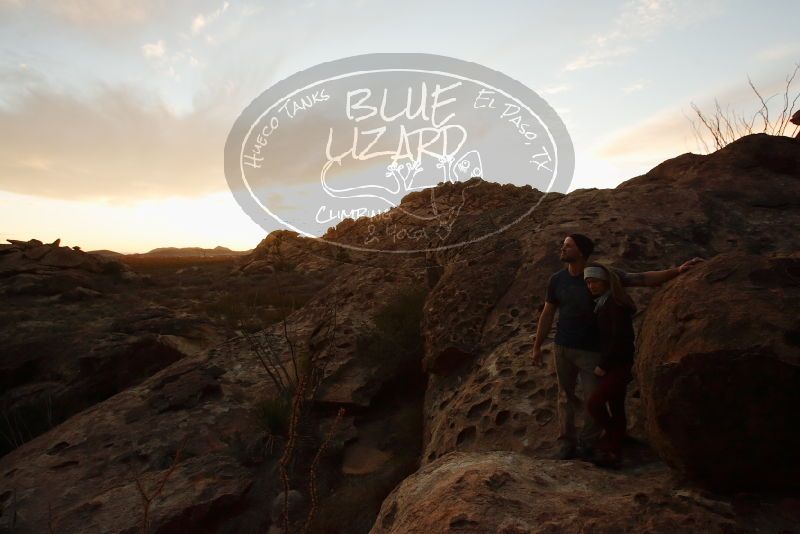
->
<box><xmin>1</xmin><ymin>0</ymin><xmax>798</xmax><ymax>253</ymax></box>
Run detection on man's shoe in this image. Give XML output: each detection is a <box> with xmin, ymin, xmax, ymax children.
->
<box><xmin>590</xmin><ymin>449</ymin><xmax>622</xmax><ymax>469</ymax></box>
<box><xmin>555</xmin><ymin>442</ymin><xmax>576</xmax><ymax>460</ymax></box>
<box><xmin>576</xmin><ymin>442</ymin><xmax>595</xmax><ymax>460</ymax></box>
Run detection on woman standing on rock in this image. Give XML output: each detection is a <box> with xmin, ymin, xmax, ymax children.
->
<box><xmin>582</xmin><ymin>263</ymin><xmax>637</xmax><ymax>468</ymax></box>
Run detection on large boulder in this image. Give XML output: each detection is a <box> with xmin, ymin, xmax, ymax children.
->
<box><xmin>636</xmin><ymin>252</ymin><xmax>800</xmax><ymax>491</ymax></box>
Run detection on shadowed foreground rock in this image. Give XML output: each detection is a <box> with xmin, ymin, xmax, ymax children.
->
<box><xmin>370</xmin><ymin>451</ymin><xmax>796</xmax><ymax>533</ymax></box>
<box><xmin>636</xmin><ymin>252</ymin><xmax>800</xmax><ymax>492</ymax></box>
<box><xmin>0</xmin><ymin>260</ymin><xmax>427</xmax><ymax>533</ymax></box>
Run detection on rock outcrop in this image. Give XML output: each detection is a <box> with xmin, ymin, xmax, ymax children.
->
<box><xmin>0</xmin><ymin>238</ymin><xmax>134</xmax><ymax>296</ymax></box>
<box><xmin>233</xmin><ymin>230</ymin><xmax>342</xmax><ymax>276</ymax></box>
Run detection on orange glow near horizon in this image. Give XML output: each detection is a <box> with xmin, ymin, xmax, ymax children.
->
<box><xmin>0</xmin><ymin>190</ymin><xmax>267</xmax><ymax>254</ymax></box>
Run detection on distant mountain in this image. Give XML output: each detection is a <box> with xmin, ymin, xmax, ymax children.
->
<box><xmin>134</xmin><ymin>246</ymin><xmax>251</xmax><ymax>257</ymax></box>
<box><xmin>88</xmin><ymin>249</ymin><xmax>124</xmax><ymax>257</ymax></box>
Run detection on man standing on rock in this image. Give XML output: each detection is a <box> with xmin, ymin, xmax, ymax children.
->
<box><xmin>531</xmin><ymin>234</ymin><xmax>703</xmax><ymax>460</ymax></box>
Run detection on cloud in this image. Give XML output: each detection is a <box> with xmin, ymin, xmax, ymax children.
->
<box><xmin>0</xmin><ymin>62</ymin><xmax>47</xmax><ymax>106</ymax></box>
<box><xmin>622</xmin><ymin>81</ymin><xmax>646</xmax><ymax>94</ymax></box>
<box><xmin>563</xmin><ymin>0</ymin><xmax>721</xmax><ymax>72</ymax></box>
<box><xmin>564</xmin><ymin>0</ymin><xmax>677</xmax><ymax>71</ymax></box>
<box><xmin>537</xmin><ymin>84</ymin><xmax>571</xmax><ymax>95</ymax></box>
<box><xmin>0</xmin><ymin>83</ymin><xmax>231</xmax><ymax>202</ymax></box>
<box><xmin>141</xmin><ymin>39</ymin><xmax>165</xmax><ymax>59</ymax></box>
<box><xmin>3</xmin><ymin>0</ymin><xmax>155</xmax><ymax>25</ymax></box>
<box><xmin>191</xmin><ymin>1</ymin><xmax>229</xmax><ymax>34</ymax></box>
<box><xmin>140</xmin><ymin>40</ymin><xmax>204</xmax><ymax>84</ymax></box>
<box><xmin>594</xmin><ymin>107</ymin><xmax>695</xmax><ymax>164</ymax></box>
<box><xmin>51</xmin><ymin>0</ymin><xmax>151</xmax><ymax>24</ymax></box>
<box><xmin>755</xmin><ymin>43</ymin><xmax>800</xmax><ymax>62</ymax></box>
<box><xmin>595</xmin><ymin>68</ymin><xmax>800</xmax><ymax>165</ymax></box>
<box><xmin>191</xmin><ymin>14</ymin><xmax>207</xmax><ymax>33</ymax></box>
<box><xmin>565</xmin><ymin>45</ymin><xmax>634</xmax><ymax>72</ymax></box>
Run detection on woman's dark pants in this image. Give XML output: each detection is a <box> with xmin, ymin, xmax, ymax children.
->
<box><xmin>586</xmin><ymin>365</ymin><xmax>632</xmax><ymax>454</ymax></box>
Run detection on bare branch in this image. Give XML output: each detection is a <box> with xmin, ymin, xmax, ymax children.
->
<box><xmin>302</xmin><ymin>407</ymin><xmax>346</xmax><ymax>534</ymax></box>
<box><xmin>748</xmin><ymin>75</ymin><xmax>772</xmax><ymax>132</ymax></box>
<box><xmin>778</xmin><ymin>63</ymin><xmax>800</xmax><ymax>134</ymax></box>
<box><xmin>135</xmin><ymin>435</ymin><xmax>188</xmax><ymax>534</ymax></box>
<box><xmin>688</xmin><ymin>66</ymin><xmax>800</xmax><ymax>150</ymax></box>
<box><xmin>691</xmin><ymin>102</ymin><xmax>724</xmax><ymax>151</ymax></box>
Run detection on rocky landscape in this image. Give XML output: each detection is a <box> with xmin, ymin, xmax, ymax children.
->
<box><xmin>0</xmin><ymin>133</ymin><xmax>798</xmax><ymax>533</ymax></box>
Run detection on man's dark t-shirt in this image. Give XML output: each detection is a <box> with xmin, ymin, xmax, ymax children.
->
<box><xmin>545</xmin><ymin>267</ymin><xmax>631</xmax><ymax>351</ymax></box>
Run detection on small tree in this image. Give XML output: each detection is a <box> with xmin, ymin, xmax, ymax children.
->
<box><xmin>234</xmin><ymin>270</ymin><xmax>342</xmax><ymax>534</ymax></box>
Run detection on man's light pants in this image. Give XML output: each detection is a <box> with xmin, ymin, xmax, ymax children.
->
<box><xmin>554</xmin><ymin>343</ymin><xmax>603</xmax><ymax>446</ymax></box>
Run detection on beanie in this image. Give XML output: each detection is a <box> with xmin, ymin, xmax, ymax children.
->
<box><xmin>568</xmin><ymin>233</ymin><xmax>594</xmax><ymax>259</ymax></box>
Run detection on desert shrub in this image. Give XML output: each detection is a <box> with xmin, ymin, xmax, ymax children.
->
<box><xmin>207</xmin><ymin>293</ymin><xmax>294</xmax><ymax>333</ymax></box>
<box><xmin>119</xmin><ymin>254</ymin><xmax>237</xmax><ymax>275</ymax></box>
<box><xmin>334</xmin><ymin>247</ymin><xmax>350</xmax><ymax>263</ymax></box>
<box><xmin>273</xmin><ymin>259</ymin><xmax>297</xmax><ymax>272</ymax></box>
<box><xmin>206</xmin><ymin>275</ymin><xmax>322</xmax><ymax>333</ymax></box>
<box><xmin>100</xmin><ymin>260</ymin><xmax>126</xmax><ymax>275</ymax></box>
<box><xmin>253</xmin><ymin>394</ymin><xmax>293</xmax><ymax>436</ymax></box>
<box><xmin>0</xmin><ymin>396</ymin><xmax>56</xmax><ymax>457</ymax></box>
<box><xmin>356</xmin><ymin>286</ymin><xmax>427</xmax><ymax>364</ymax></box>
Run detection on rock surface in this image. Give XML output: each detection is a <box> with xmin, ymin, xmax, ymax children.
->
<box><xmin>370</xmin><ymin>451</ymin><xmax>799</xmax><ymax>534</ymax></box>
<box><xmin>0</xmin><ymin>296</ymin><xmax>218</xmax><ymax>458</ymax></box>
<box><xmin>636</xmin><ymin>251</ymin><xmax>800</xmax><ymax>491</ymax></box>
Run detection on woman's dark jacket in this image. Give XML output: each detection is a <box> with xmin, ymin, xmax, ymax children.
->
<box><xmin>595</xmin><ymin>296</ymin><xmax>635</xmax><ymax>372</ymax></box>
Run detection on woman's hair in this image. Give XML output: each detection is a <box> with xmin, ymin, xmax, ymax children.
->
<box><xmin>586</xmin><ymin>262</ymin><xmax>637</xmax><ymax>313</ymax></box>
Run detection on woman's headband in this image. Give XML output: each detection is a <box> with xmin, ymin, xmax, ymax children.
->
<box><xmin>583</xmin><ymin>266</ymin><xmax>608</xmax><ymax>281</ymax></box>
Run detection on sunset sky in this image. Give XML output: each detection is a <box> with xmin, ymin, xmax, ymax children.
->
<box><xmin>1</xmin><ymin>0</ymin><xmax>799</xmax><ymax>253</ymax></box>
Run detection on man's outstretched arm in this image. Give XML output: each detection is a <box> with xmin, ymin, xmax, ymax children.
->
<box><xmin>625</xmin><ymin>257</ymin><xmax>705</xmax><ymax>287</ymax></box>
